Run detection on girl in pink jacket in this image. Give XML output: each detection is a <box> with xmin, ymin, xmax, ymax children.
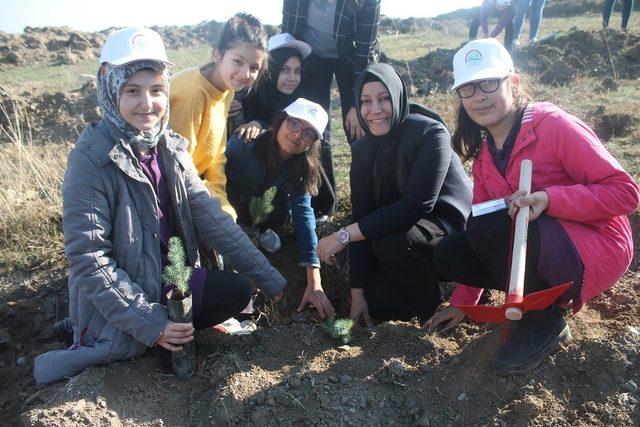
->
<box><xmin>426</xmin><ymin>38</ymin><xmax>639</xmax><ymax>375</ymax></box>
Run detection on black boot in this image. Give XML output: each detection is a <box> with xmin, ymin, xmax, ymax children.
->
<box><xmin>52</xmin><ymin>317</ymin><xmax>74</xmax><ymax>347</ymax></box>
<box><xmin>493</xmin><ymin>305</ymin><xmax>571</xmax><ymax>375</ymax></box>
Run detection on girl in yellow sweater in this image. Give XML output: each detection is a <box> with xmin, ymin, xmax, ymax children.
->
<box><xmin>170</xmin><ymin>13</ymin><xmax>269</xmax><ymax>219</ymax></box>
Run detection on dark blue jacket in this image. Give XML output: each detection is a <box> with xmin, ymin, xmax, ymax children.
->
<box><xmin>225</xmin><ymin>133</ymin><xmax>320</xmax><ymax>267</ymax></box>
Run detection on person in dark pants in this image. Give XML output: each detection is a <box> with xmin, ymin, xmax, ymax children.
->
<box><xmin>316</xmin><ymin>63</ymin><xmax>472</xmax><ymax>325</ymax></box>
<box><xmin>282</xmin><ymin>0</ymin><xmax>381</xmax><ymax>217</ymax></box>
<box><xmin>602</xmin><ymin>0</ymin><xmax>635</xmax><ymax>31</ymax></box>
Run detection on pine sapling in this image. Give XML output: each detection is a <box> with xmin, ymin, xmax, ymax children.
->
<box><xmin>163</xmin><ymin>236</ymin><xmax>192</xmax><ymax>300</ymax></box>
<box><xmin>323</xmin><ymin>318</ymin><xmax>355</xmax><ymax>344</ymax></box>
<box><xmin>249</xmin><ymin>186</ymin><xmax>277</xmax><ymax>227</ymax></box>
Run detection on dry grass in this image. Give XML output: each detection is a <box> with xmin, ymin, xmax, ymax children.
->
<box><xmin>0</xmin><ymin>98</ymin><xmax>67</xmax><ymax>270</ymax></box>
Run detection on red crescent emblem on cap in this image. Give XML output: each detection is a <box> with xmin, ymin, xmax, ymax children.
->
<box><xmin>131</xmin><ymin>34</ymin><xmax>148</xmax><ymax>47</ymax></box>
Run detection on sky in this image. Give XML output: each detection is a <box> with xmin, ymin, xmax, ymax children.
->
<box><xmin>0</xmin><ymin>0</ymin><xmax>482</xmax><ymax>34</ymax></box>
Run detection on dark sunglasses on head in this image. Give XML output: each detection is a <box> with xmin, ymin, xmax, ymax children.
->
<box><xmin>455</xmin><ymin>76</ymin><xmax>509</xmax><ymax>98</ymax></box>
<box><xmin>286</xmin><ymin>117</ymin><xmax>319</xmax><ymax>143</ymax></box>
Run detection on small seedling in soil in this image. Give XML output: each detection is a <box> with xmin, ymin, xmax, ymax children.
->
<box><xmin>323</xmin><ymin>318</ymin><xmax>354</xmax><ymax>344</ymax></box>
<box><xmin>163</xmin><ymin>236</ymin><xmax>192</xmax><ymax>300</ymax></box>
<box><xmin>249</xmin><ymin>186</ymin><xmax>277</xmax><ymax>228</ymax></box>
<box><xmin>162</xmin><ymin>236</ymin><xmax>196</xmax><ymax>379</ymax></box>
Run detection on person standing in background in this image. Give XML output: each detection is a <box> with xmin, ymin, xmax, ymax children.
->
<box><xmin>602</xmin><ymin>0</ymin><xmax>635</xmax><ymax>32</ymax></box>
<box><xmin>282</xmin><ymin>0</ymin><xmax>381</xmax><ymax>217</ymax></box>
<box><xmin>469</xmin><ymin>0</ymin><xmax>515</xmax><ymax>49</ymax></box>
<box><xmin>511</xmin><ymin>0</ymin><xmax>547</xmax><ymax>50</ymax></box>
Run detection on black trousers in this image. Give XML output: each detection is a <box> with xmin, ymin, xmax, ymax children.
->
<box><xmin>433</xmin><ymin>210</ymin><xmax>548</xmax><ymax>295</ymax></box>
<box><xmin>363</xmin><ymin>219</ymin><xmax>446</xmax><ymax>323</ymax></box>
<box><xmin>603</xmin><ymin>0</ymin><xmax>635</xmax><ymax>30</ymax></box>
<box><xmin>298</xmin><ymin>54</ymin><xmax>356</xmax><ymax>216</ymax></box>
<box><xmin>193</xmin><ymin>269</ymin><xmax>253</xmax><ymax>330</ymax></box>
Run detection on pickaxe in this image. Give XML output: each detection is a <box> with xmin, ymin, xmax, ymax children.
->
<box><xmin>457</xmin><ymin>159</ymin><xmax>571</xmax><ymax>323</ymax></box>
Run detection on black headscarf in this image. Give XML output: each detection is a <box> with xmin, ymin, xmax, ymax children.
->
<box><xmin>253</xmin><ymin>47</ymin><xmax>304</xmax><ymax>121</ymax></box>
<box><xmin>353</xmin><ymin>63</ymin><xmax>410</xmax><ymax>206</ymax></box>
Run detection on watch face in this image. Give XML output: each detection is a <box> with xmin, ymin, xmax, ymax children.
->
<box><xmin>337</xmin><ymin>229</ymin><xmax>349</xmax><ymax>245</ymax></box>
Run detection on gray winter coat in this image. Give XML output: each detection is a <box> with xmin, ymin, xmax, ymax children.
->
<box><xmin>34</xmin><ymin>120</ymin><xmax>286</xmax><ymax>385</ymax></box>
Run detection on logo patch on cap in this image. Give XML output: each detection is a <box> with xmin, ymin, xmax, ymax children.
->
<box><xmin>465</xmin><ymin>50</ymin><xmax>483</xmax><ymax>68</ymax></box>
<box><xmin>308</xmin><ymin>108</ymin><xmax>318</xmax><ymax>118</ymax></box>
<box><xmin>131</xmin><ymin>34</ymin><xmax>150</xmax><ymax>48</ymax></box>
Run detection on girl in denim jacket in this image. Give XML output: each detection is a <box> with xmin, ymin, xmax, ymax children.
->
<box><xmin>226</xmin><ymin>98</ymin><xmax>335</xmax><ymax>319</ymax></box>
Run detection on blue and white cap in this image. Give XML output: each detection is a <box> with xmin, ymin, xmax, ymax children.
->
<box><xmin>451</xmin><ymin>38</ymin><xmax>514</xmax><ymax>91</ymax></box>
<box><xmin>284</xmin><ymin>98</ymin><xmax>328</xmax><ymax>138</ymax></box>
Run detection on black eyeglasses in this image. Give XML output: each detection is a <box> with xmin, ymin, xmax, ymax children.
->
<box><xmin>455</xmin><ymin>77</ymin><xmax>508</xmax><ymax>98</ymax></box>
<box><xmin>286</xmin><ymin>117</ymin><xmax>319</xmax><ymax>143</ymax></box>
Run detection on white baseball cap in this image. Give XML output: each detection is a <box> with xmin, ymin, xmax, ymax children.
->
<box><xmin>268</xmin><ymin>33</ymin><xmax>312</xmax><ymax>59</ymax></box>
<box><xmin>99</xmin><ymin>27</ymin><xmax>173</xmax><ymax>66</ymax></box>
<box><xmin>451</xmin><ymin>38</ymin><xmax>514</xmax><ymax>91</ymax></box>
<box><xmin>283</xmin><ymin>98</ymin><xmax>328</xmax><ymax>138</ymax></box>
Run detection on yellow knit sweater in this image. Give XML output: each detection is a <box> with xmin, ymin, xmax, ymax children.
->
<box><xmin>169</xmin><ymin>66</ymin><xmax>237</xmax><ymax>219</ymax></box>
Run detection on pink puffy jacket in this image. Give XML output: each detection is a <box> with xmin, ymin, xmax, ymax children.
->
<box><xmin>451</xmin><ymin>102</ymin><xmax>640</xmax><ymax>310</ymax></box>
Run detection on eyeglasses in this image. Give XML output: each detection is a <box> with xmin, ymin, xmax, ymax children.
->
<box><xmin>455</xmin><ymin>77</ymin><xmax>508</xmax><ymax>98</ymax></box>
<box><xmin>286</xmin><ymin>117</ymin><xmax>319</xmax><ymax>143</ymax></box>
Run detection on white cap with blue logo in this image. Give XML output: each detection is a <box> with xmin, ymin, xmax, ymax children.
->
<box><xmin>451</xmin><ymin>38</ymin><xmax>514</xmax><ymax>91</ymax></box>
<box><xmin>284</xmin><ymin>98</ymin><xmax>328</xmax><ymax>138</ymax></box>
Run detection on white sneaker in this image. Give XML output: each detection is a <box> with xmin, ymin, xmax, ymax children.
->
<box><xmin>258</xmin><ymin>229</ymin><xmax>281</xmax><ymax>253</ymax></box>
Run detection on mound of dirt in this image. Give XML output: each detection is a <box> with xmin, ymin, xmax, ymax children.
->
<box><xmin>390</xmin><ymin>28</ymin><xmax>640</xmax><ymax>96</ymax></box>
<box><xmin>18</xmin><ymin>290</ymin><xmax>640</xmax><ymax>426</ymax></box>
<box><xmin>515</xmin><ymin>28</ymin><xmax>640</xmax><ymax>82</ymax></box>
<box><xmin>0</xmin><ymin>22</ymin><xmax>279</xmax><ymax>71</ymax></box>
<box><xmin>0</xmin><ymin>27</ymin><xmax>106</xmax><ymax>68</ymax></box>
<box><xmin>1</xmin><ymin>212</ymin><xmax>638</xmax><ymax>425</ymax></box>
<box><xmin>1</xmin><ymin>80</ymin><xmax>100</xmax><ymax>144</ymax></box>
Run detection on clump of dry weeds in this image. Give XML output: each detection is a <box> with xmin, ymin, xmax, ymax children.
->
<box><xmin>0</xmin><ymin>96</ymin><xmax>67</xmax><ymax>270</ymax></box>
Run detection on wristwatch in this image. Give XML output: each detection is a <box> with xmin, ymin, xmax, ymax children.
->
<box><xmin>336</xmin><ymin>227</ymin><xmax>350</xmax><ymax>245</ymax></box>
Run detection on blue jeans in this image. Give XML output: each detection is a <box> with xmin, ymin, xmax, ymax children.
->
<box><xmin>511</xmin><ymin>0</ymin><xmax>547</xmax><ymax>45</ymax></box>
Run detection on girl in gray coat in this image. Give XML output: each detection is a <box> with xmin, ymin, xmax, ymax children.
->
<box><xmin>34</xmin><ymin>27</ymin><xmax>286</xmax><ymax>386</ymax></box>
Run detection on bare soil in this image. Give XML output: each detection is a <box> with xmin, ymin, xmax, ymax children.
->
<box><xmin>0</xmin><ymin>212</ymin><xmax>637</xmax><ymax>426</ymax></box>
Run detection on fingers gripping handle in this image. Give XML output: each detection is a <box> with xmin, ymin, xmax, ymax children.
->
<box><xmin>505</xmin><ymin>159</ymin><xmax>533</xmax><ymax>321</ymax></box>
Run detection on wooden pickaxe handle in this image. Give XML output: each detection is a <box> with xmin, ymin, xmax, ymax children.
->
<box><xmin>505</xmin><ymin>159</ymin><xmax>532</xmax><ymax>321</ymax></box>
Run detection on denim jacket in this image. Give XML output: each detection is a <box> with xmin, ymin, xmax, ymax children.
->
<box><xmin>226</xmin><ymin>133</ymin><xmax>320</xmax><ymax>267</ymax></box>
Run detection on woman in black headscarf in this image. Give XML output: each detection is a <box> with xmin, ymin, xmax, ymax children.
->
<box><xmin>234</xmin><ymin>40</ymin><xmax>309</xmax><ymax>141</ymax></box>
<box><xmin>317</xmin><ymin>63</ymin><xmax>473</xmax><ymax>325</ymax></box>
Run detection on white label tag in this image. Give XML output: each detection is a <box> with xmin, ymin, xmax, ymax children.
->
<box><xmin>472</xmin><ymin>197</ymin><xmax>508</xmax><ymax>217</ymax></box>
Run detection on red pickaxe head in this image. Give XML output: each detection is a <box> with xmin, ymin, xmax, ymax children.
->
<box><xmin>456</xmin><ymin>282</ymin><xmax>572</xmax><ymax>323</ymax></box>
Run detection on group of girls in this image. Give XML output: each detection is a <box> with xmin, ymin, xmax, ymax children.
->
<box><xmin>35</xmin><ymin>11</ymin><xmax>639</xmax><ymax>386</ymax></box>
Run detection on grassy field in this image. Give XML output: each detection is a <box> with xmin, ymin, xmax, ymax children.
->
<box><xmin>0</xmin><ymin>10</ymin><xmax>638</xmax><ymax>270</ymax></box>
